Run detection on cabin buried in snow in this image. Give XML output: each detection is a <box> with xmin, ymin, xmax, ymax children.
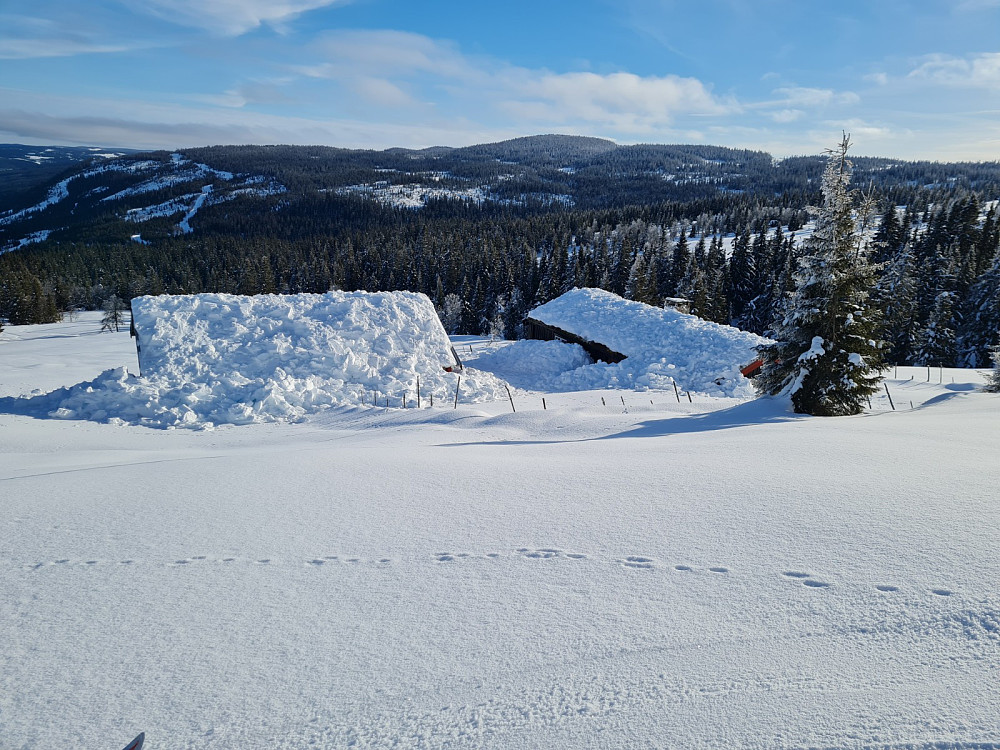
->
<box><xmin>524</xmin><ymin>288</ymin><xmax>767</xmax><ymax>393</ymax></box>
<box><xmin>129</xmin><ymin>291</ymin><xmax>462</xmax><ymax>382</ymax></box>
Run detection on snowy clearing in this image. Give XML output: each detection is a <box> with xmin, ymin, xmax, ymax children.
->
<box><xmin>1</xmin><ymin>314</ymin><xmax>999</xmax><ymax>749</ymax></box>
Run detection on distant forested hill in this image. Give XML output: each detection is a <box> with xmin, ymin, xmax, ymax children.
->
<box><xmin>2</xmin><ymin>135</ymin><xmax>999</xmax><ymax>367</ymax></box>
<box><xmin>0</xmin><ymin>144</ymin><xmax>138</xmax><ymax>206</ymax></box>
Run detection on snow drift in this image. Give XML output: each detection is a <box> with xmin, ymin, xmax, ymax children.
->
<box><xmin>524</xmin><ymin>288</ymin><xmax>768</xmax><ymax>397</ymax></box>
<box><xmin>24</xmin><ymin>292</ymin><xmax>509</xmax><ymax>428</ymax></box>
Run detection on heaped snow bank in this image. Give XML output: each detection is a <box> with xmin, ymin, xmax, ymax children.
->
<box><xmin>23</xmin><ymin>292</ymin><xmax>508</xmax><ymax>428</ymax></box>
<box><xmin>525</xmin><ymin>288</ymin><xmax>769</xmax><ymax>397</ymax></box>
<box><xmin>471</xmin><ymin>339</ymin><xmax>594</xmax><ymax>391</ymax></box>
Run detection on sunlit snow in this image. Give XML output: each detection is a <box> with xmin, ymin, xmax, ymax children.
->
<box><xmin>1</xmin><ymin>314</ymin><xmax>998</xmax><ymax>749</ymax></box>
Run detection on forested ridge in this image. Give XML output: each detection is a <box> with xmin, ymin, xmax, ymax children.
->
<box><xmin>2</xmin><ymin>135</ymin><xmax>999</xmax><ymax>367</ymax></box>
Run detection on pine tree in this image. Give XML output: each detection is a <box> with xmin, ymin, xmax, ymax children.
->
<box><xmin>438</xmin><ymin>293</ymin><xmax>464</xmax><ymax>335</ymax></box>
<box><xmin>755</xmin><ymin>134</ymin><xmax>886</xmax><ymax>416</ymax></box>
<box><xmin>874</xmin><ymin>244</ymin><xmax>919</xmax><ymax>364</ymax></box>
<box><xmin>956</xmin><ymin>250</ymin><xmax>1000</xmax><ymax>367</ymax></box>
<box><xmin>702</xmin><ymin>234</ymin><xmax>730</xmax><ymax>324</ymax></box>
<box><xmin>914</xmin><ymin>291</ymin><xmax>957</xmax><ymax>366</ymax></box>
<box><xmin>727</xmin><ymin>226</ymin><xmax>755</xmax><ymax>324</ymax></box>
<box><xmin>101</xmin><ymin>295</ymin><xmax>127</xmax><ymax>333</ymax></box>
<box><xmin>985</xmin><ymin>345</ymin><xmax>1000</xmax><ymax>393</ymax></box>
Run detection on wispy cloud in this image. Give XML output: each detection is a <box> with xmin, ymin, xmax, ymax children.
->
<box><xmin>907</xmin><ymin>53</ymin><xmax>1000</xmax><ymax>90</ymax></box>
<box><xmin>293</xmin><ymin>30</ymin><xmax>734</xmax><ymax>133</ymax></box>
<box><xmin>0</xmin><ymin>88</ymin><xmax>516</xmax><ymax>150</ymax></box>
<box><xmin>770</xmin><ymin>87</ymin><xmax>860</xmax><ymax>108</ymax></box>
<box><xmin>137</xmin><ymin>0</ymin><xmax>353</xmax><ymax>36</ymax></box>
<box><xmin>0</xmin><ymin>13</ymin><xmax>148</xmax><ymax>59</ymax></box>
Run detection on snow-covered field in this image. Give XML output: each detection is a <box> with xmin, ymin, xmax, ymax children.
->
<box><xmin>2</xmin><ymin>314</ymin><xmax>999</xmax><ymax>749</ymax></box>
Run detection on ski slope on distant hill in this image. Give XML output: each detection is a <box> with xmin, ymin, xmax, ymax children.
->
<box><xmin>1</xmin><ymin>315</ymin><xmax>999</xmax><ymax>750</ymax></box>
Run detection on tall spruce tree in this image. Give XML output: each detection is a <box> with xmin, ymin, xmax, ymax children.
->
<box><xmin>755</xmin><ymin>135</ymin><xmax>886</xmax><ymax>416</ymax></box>
<box><xmin>986</xmin><ymin>345</ymin><xmax>1000</xmax><ymax>393</ymax></box>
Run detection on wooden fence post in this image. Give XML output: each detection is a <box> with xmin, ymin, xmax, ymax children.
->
<box><xmin>505</xmin><ymin>385</ymin><xmax>516</xmax><ymax>413</ymax></box>
<box><xmin>884</xmin><ymin>383</ymin><xmax>895</xmax><ymax>411</ymax></box>
<box><xmin>417</xmin><ymin>376</ymin><xmax>421</xmax><ymax>408</ymax></box>
<box><xmin>672</xmin><ymin>379</ymin><xmax>681</xmax><ymax>403</ymax></box>
<box><xmin>454</xmin><ymin>375</ymin><xmax>461</xmax><ymax>409</ymax></box>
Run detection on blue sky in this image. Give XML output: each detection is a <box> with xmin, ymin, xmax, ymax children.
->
<box><xmin>1</xmin><ymin>0</ymin><xmax>999</xmax><ymax>159</ymax></box>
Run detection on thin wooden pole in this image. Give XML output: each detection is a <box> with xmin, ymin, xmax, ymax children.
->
<box><xmin>454</xmin><ymin>375</ymin><xmax>461</xmax><ymax>409</ymax></box>
<box><xmin>672</xmin><ymin>379</ymin><xmax>681</xmax><ymax>403</ymax></box>
<box><xmin>686</xmin><ymin>391</ymin><xmax>692</xmax><ymax>403</ymax></box>
<box><xmin>505</xmin><ymin>385</ymin><xmax>516</xmax><ymax>413</ymax></box>
<box><xmin>884</xmin><ymin>383</ymin><xmax>895</xmax><ymax>411</ymax></box>
<box><xmin>542</xmin><ymin>397</ymin><xmax>546</xmax><ymax>410</ymax></box>
<box><xmin>417</xmin><ymin>376</ymin><xmax>421</xmax><ymax>408</ymax></box>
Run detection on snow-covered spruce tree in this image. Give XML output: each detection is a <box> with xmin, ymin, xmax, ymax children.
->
<box><xmin>986</xmin><ymin>346</ymin><xmax>1000</xmax><ymax>393</ymax></box>
<box><xmin>755</xmin><ymin>134</ymin><xmax>886</xmax><ymax>416</ymax></box>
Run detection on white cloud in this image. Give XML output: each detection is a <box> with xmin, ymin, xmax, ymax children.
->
<box><xmin>0</xmin><ymin>37</ymin><xmax>134</xmax><ymax>59</ymax></box>
<box><xmin>770</xmin><ymin>109</ymin><xmax>802</xmax><ymax>123</ymax></box>
<box><xmin>0</xmin><ymin>88</ymin><xmax>516</xmax><ymax>150</ymax></box>
<box><xmin>295</xmin><ymin>30</ymin><xmax>733</xmax><ymax>133</ymax></box>
<box><xmin>136</xmin><ymin>0</ymin><xmax>351</xmax><ymax>36</ymax></box>
<box><xmin>770</xmin><ymin>86</ymin><xmax>860</xmax><ymax>108</ymax></box>
<box><xmin>864</xmin><ymin>72</ymin><xmax>889</xmax><ymax>86</ymax></box>
<box><xmin>822</xmin><ymin>118</ymin><xmax>894</xmax><ymax>140</ymax></box>
<box><xmin>0</xmin><ymin>13</ymin><xmax>145</xmax><ymax>59</ymax></box>
<box><xmin>514</xmin><ymin>71</ymin><xmax>733</xmax><ymax>127</ymax></box>
<box><xmin>313</xmin><ymin>30</ymin><xmax>473</xmax><ymax>79</ymax></box>
<box><xmin>907</xmin><ymin>53</ymin><xmax>1000</xmax><ymax>90</ymax></box>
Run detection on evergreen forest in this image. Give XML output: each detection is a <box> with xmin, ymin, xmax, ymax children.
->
<box><xmin>1</xmin><ymin>135</ymin><xmax>999</xmax><ymax>367</ymax></box>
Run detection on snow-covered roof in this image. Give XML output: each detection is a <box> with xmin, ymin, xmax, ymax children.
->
<box><xmin>131</xmin><ymin>291</ymin><xmax>461</xmax><ymax>379</ymax></box>
<box><xmin>527</xmin><ymin>288</ymin><xmax>768</xmax><ymax>396</ymax></box>
<box><xmin>106</xmin><ymin>291</ymin><xmax>506</xmax><ymax>426</ymax></box>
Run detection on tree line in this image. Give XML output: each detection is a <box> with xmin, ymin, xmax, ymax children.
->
<box><xmin>2</xmin><ymin>169</ymin><xmax>998</xmax><ymax>367</ymax></box>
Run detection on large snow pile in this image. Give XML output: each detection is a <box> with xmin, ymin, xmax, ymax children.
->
<box><xmin>25</xmin><ymin>292</ymin><xmax>508</xmax><ymax>428</ymax></box>
<box><xmin>527</xmin><ymin>288</ymin><xmax>768</xmax><ymax>397</ymax></box>
<box><xmin>471</xmin><ymin>339</ymin><xmax>593</xmax><ymax>391</ymax></box>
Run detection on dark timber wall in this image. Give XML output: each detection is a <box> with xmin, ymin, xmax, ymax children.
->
<box><xmin>523</xmin><ymin>317</ymin><xmax>627</xmax><ymax>364</ymax></box>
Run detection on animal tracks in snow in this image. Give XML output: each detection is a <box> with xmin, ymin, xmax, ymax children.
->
<box><xmin>14</xmin><ymin>552</ymin><xmax>959</xmax><ymax>601</ymax></box>
<box><xmin>782</xmin><ymin>570</ymin><xmax>831</xmax><ymax>588</ymax></box>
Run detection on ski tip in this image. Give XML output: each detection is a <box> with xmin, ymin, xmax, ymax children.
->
<box><xmin>122</xmin><ymin>731</ymin><xmax>145</xmax><ymax>750</ymax></box>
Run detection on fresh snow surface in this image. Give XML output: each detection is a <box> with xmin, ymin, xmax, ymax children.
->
<box><xmin>2</xmin><ymin>316</ymin><xmax>999</xmax><ymax>750</ymax></box>
<box><xmin>528</xmin><ymin>288</ymin><xmax>767</xmax><ymax>397</ymax></box>
<box><xmin>125</xmin><ymin>194</ymin><xmax>202</xmax><ymax>223</ymax></box>
<box><xmin>177</xmin><ymin>185</ymin><xmax>212</xmax><ymax>233</ymax></box>
<box><xmin>5</xmin><ymin>293</ymin><xmax>507</xmax><ymax>429</ymax></box>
